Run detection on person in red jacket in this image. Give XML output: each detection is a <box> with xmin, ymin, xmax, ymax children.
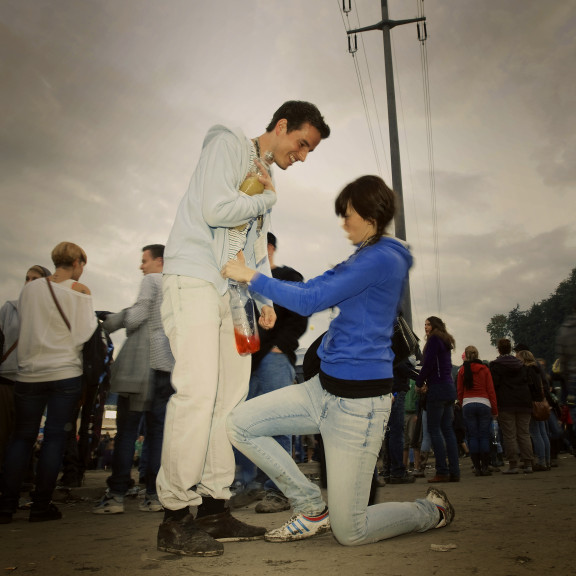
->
<box><xmin>457</xmin><ymin>346</ymin><xmax>498</xmax><ymax>476</ymax></box>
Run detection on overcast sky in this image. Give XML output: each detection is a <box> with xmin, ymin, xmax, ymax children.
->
<box><xmin>1</xmin><ymin>0</ymin><xmax>575</xmax><ymax>362</ymax></box>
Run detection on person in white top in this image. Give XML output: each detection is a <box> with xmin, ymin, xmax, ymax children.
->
<box><xmin>0</xmin><ymin>242</ymin><xmax>96</xmax><ymax>524</ymax></box>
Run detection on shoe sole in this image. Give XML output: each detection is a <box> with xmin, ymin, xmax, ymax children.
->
<box><xmin>265</xmin><ymin>524</ymin><xmax>331</xmax><ymax>542</ymax></box>
<box><xmin>92</xmin><ymin>508</ymin><xmax>124</xmax><ymax>514</ymax></box>
<box><xmin>157</xmin><ymin>543</ymin><xmax>223</xmax><ymax>557</ymax></box>
<box><xmin>212</xmin><ymin>534</ymin><xmax>266</xmax><ymax>542</ymax></box>
<box><xmin>140</xmin><ymin>506</ymin><xmax>163</xmax><ymax>512</ymax></box>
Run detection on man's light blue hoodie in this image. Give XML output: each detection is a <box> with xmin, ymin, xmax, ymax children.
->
<box><xmin>164</xmin><ymin>125</ymin><xmax>277</xmax><ymax>308</ymax></box>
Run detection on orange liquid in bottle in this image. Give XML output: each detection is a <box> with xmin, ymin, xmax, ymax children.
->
<box><xmin>239</xmin><ymin>176</ymin><xmax>264</xmax><ymax>197</ymax></box>
<box><xmin>234</xmin><ymin>328</ymin><xmax>261</xmax><ymax>356</ymax></box>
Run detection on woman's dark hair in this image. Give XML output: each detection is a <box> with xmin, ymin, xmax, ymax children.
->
<box><xmin>425</xmin><ymin>315</ymin><xmax>455</xmax><ymax>351</ymax></box>
<box><xmin>334</xmin><ymin>175</ymin><xmax>396</xmax><ymax>245</ymax></box>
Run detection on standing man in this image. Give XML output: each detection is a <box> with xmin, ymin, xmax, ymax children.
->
<box><xmin>556</xmin><ymin>302</ymin><xmax>576</xmax><ymax>445</ymax></box>
<box><xmin>92</xmin><ymin>244</ymin><xmax>174</xmax><ymax>514</ymax></box>
<box><xmin>157</xmin><ymin>101</ymin><xmax>330</xmax><ymax>557</ymax></box>
<box><xmin>231</xmin><ymin>232</ymin><xmax>308</xmax><ymax>513</ymax></box>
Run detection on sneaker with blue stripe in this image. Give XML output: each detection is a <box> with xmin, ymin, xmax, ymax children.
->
<box><xmin>264</xmin><ymin>508</ymin><xmax>330</xmax><ymax>542</ymax></box>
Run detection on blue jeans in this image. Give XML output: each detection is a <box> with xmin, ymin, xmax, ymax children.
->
<box><xmin>529</xmin><ymin>419</ymin><xmax>550</xmax><ymax>466</ymax></box>
<box><xmin>383</xmin><ymin>391</ymin><xmax>406</xmax><ymax>477</ymax></box>
<box><xmin>0</xmin><ymin>377</ymin><xmax>82</xmax><ymax>512</ymax></box>
<box><xmin>107</xmin><ymin>370</ymin><xmax>173</xmax><ymax>497</ymax></box>
<box><xmin>227</xmin><ymin>376</ymin><xmax>440</xmax><ymax>546</ymax></box>
<box><xmin>426</xmin><ymin>400</ymin><xmax>460</xmax><ymax>477</ymax></box>
<box><xmin>235</xmin><ymin>352</ymin><xmax>294</xmax><ymax>491</ymax></box>
<box><xmin>462</xmin><ymin>403</ymin><xmax>493</xmax><ymax>454</ymax></box>
<box><xmin>420</xmin><ymin>410</ymin><xmax>432</xmax><ymax>452</ymax></box>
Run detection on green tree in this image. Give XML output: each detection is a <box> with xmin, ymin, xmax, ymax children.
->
<box><xmin>486</xmin><ymin>314</ymin><xmax>510</xmax><ymax>346</ymax></box>
<box><xmin>488</xmin><ymin>267</ymin><xmax>576</xmax><ymax>367</ymax></box>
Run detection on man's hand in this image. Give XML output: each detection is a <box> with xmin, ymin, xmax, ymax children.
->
<box><xmin>221</xmin><ymin>251</ymin><xmax>257</xmax><ymax>283</ymax></box>
<box><xmin>259</xmin><ymin>305</ymin><xmax>276</xmax><ymax>330</ymax></box>
<box><xmin>254</xmin><ymin>159</ymin><xmax>275</xmax><ymax>193</ymax></box>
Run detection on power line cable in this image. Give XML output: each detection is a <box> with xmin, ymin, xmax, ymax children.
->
<box><xmin>417</xmin><ymin>0</ymin><xmax>442</xmax><ymax>312</ymax></box>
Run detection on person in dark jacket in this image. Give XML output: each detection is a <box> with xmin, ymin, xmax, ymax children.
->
<box><xmin>556</xmin><ymin>305</ymin><xmax>576</xmax><ymax>446</ymax></box>
<box><xmin>490</xmin><ymin>338</ymin><xmax>536</xmax><ymax>474</ymax></box>
<box><xmin>416</xmin><ymin>316</ymin><xmax>460</xmax><ymax>483</ymax></box>
<box><xmin>516</xmin><ymin>349</ymin><xmax>550</xmax><ymax>471</ymax></box>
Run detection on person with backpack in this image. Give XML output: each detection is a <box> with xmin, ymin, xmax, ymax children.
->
<box><xmin>0</xmin><ymin>243</ymin><xmax>95</xmax><ymax>523</ymax></box>
<box><xmin>92</xmin><ymin>244</ymin><xmax>174</xmax><ymax>515</ymax></box>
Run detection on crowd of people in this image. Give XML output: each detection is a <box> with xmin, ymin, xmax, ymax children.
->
<box><xmin>1</xmin><ymin>99</ymin><xmax>575</xmax><ymax>560</ymax></box>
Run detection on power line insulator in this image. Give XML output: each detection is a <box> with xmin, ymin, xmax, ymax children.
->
<box><xmin>348</xmin><ymin>34</ymin><xmax>357</xmax><ymax>54</ymax></box>
<box><xmin>342</xmin><ymin>0</ymin><xmax>352</xmax><ymax>14</ymax></box>
<box><xmin>417</xmin><ymin>22</ymin><xmax>428</xmax><ymax>42</ymax></box>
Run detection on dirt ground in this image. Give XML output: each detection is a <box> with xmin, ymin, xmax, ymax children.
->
<box><xmin>1</xmin><ymin>457</ymin><xmax>575</xmax><ymax>576</ymax></box>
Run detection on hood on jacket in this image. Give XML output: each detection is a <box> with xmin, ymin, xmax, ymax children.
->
<box><xmin>381</xmin><ymin>236</ymin><xmax>414</xmax><ymax>271</ymax></box>
<box><xmin>466</xmin><ymin>361</ymin><xmax>487</xmax><ymax>374</ymax></box>
<box><xmin>490</xmin><ymin>354</ymin><xmax>524</xmax><ymax>374</ymax></box>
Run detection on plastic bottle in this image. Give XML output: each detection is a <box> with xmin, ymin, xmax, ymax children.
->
<box><xmin>228</xmin><ymin>281</ymin><xmax>260</xmax><ymax>356</ymax></box>
<box><xmin>239</xmin><ymin>151</ymin><xmax>274</xmax><ymax>197</ymax></box>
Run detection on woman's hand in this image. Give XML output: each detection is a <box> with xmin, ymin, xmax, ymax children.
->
<box><xmin>221</xmin><ymin>251</ymin><xmax>257</xmax><ymax>284</ymax></box>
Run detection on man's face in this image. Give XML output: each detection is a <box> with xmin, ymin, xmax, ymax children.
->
<box><xmin>272</xmin><ymin>121</ymin><xmax>323</xmax><ymax>170</ymax></box>
<box><xmin>140</xmin><ymin>250</ymin><xmax>163</xmax><ymax>275</ymax></box>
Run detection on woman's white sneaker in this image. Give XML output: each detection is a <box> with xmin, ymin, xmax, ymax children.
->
<box><xmin>264</xmin><ymin>508</ymin><xmax>330</xmax><ymax>542</ymax></box>
<box><xmin>425</xmin><ymin>487</ymin><xmax>455</xmax><ymax>528</ymax></box>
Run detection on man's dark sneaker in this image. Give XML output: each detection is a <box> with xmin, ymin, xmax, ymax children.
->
<box><xmin>157</xmin><ymin>515</ymin><xmax>223</xmax><ymax>557</ymax></box>
<box><xmin>194</xmin><ymin>508</ymin><xmax>266</xmax><ymax>542</ymax></box>
<box><xmin>229</xmin><ymin>488</ymin><xmax>264</xmax><ymax>509</ymax></box>
<box><xmin>389</xmin><ymin>474</ymin><xmax>416</xmax><ymax>484</ymax></box>
<box><xmin>255</xmin><ymin>491</ymin><xmax>291</xmax><ymax>513</ymax></box>
<box><xmin>29</xmin><ymin>503</ymin><xmax>62</xmax><ymax>522</ymax></box>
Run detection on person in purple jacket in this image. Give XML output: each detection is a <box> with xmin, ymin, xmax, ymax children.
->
<box><xmin>416</xmin><ymin>316</ymin><xmax>460</xmax><ymax>483</ymax></box>
<box><xmin>221</xmin><ymin>175</ymin><xmax>455</xmax><ymax>547</ymax></box>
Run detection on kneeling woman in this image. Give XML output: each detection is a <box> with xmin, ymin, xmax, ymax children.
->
<box><xmin>221</xmin><ymin>175</ymin><xmax>454</xmax><ymax>546</ymax></box>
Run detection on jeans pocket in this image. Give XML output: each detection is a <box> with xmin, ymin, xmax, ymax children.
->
<box><xmin>337</xmin><ymin>396</ymin><xmax>383</xmax><ymax>419</ymax></box>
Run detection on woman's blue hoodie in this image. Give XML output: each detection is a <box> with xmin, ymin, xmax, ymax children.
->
<box><xmin>250</xmin><ymin>236</ymin><xmax>413</xmax><ymax>381</ymax></box>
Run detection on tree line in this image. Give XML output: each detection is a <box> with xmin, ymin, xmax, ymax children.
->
<box><xmin>486</xmin><ymin>267</ymin><xmax>576</xmax><ymax>369</ymax></box>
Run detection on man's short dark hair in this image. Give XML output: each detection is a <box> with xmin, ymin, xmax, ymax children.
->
<box><xmin>142</xmin><ymin>244</ymin><xmax>165</xmax><ymax>259</ymax></box>
<box><xmin>267</xmin><ymin>232</ymin><xmax>277</xmax><ymax>249</ymax></box>
<box><xmin>266</xmin><ymin>101</ymin><xmax>330</xmax><ymax>139</ymax></box>
<box><xmin>497</xmin><ymin>338</ymin><xmax>512</xmax><ymax>355</ymax></box>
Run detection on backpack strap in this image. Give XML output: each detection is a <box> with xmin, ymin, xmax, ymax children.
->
<box><xmin>45</xmin><ymin>278</ymin><xmax>71</xmax><ymax>331</ymax></box>
<box><xmin>1</xmin><ymin>339</ymin><xmax>18</xmax><ymax>364</ymax></box>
